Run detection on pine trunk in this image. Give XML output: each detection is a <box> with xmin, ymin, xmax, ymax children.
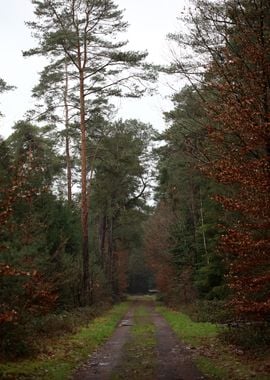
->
<box><xmin>99</xmin><ymin>214</ymin><xmax>107</xmax><ymax>269</ymax></box>
<box><xmin>64</xmin><ymin>60</ymin><xmax>72</xmax><ymax>204</ymax></box>
<box><xmin>79</xmin><ymin>69</ymin><xmax>90</xmax><ymax>305</ymax></box>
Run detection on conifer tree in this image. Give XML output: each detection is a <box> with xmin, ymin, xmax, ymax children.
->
<box><xmin>0</xmin><ymin>78</ymin><xmax>15</xmax><ymax>117</ymax></box>
<box><xmin>25</xmin><ymin>0</ymin><xmax>156</xmax><ymax>304</ymax></box>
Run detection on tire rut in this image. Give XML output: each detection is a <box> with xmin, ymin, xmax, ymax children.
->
<box><xmin>73</xmin><ymin>307</ymin><xmax>135</xmax><ymax>380</ymax></box>
<box><xmin>152</xmin><ymin>309</ymin><xmax>205</xmax><ymax>380</ymax></box>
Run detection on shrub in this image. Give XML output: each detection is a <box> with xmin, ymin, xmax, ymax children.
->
<box><xmin>0</xmin><ymin>321</ymin><xmax>33</xmax><ymax>359</ymax></box>
<box><xmin>193</xmin><ymin>300</ymin><xmax>233</xmax><ymax>323</ymax></box>
<box><xmin>221</xmin><ymin>323</ymin><xmax>270</xmax><ymax>350</ymax></box>
<box><xmin>0</xmin><ymin>303</ymin><xmax>111</xmax><ymax>359</ymax></box>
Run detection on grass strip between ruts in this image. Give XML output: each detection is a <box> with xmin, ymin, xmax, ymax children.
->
<box><xmin>111</xmin><ymin>305</ymin><xmax>156</xmax><ymax>380</ymax></box>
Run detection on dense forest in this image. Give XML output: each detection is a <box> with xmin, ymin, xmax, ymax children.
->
<box><xmin>0</xmin><ymin>0</ymin><xmax>269</xmax><ymax>370</ymax></box>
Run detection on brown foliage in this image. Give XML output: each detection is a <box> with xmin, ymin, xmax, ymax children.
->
<box><xmin>201</xmin><ymin>1</ymin><xmax>270</xmax><ymax>319</ymax></box>
<box><xmin>0</xmin><ymin>154</ymin><xmax>57</xmax><ymax>324</ymax></box>
<box><xmin>0</xmin><ymin>267</ymin><xmax>57</xmax><ymax>324</ymax></box>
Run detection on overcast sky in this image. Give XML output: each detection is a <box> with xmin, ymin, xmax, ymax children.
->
<box><xmin>0</xmin><ymin>0</ymin><xmax>188</xmax><ymax>138</ymax></box>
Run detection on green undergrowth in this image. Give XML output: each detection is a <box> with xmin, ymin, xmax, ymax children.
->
<box><xmin>196</xmin><ymin>354</ymin><xmax>270</xmax><ymax>380</ymax></box>
<box><xmin>1</xmin><ymin>302</ymin><xmax>113</xmax><ymax>359</ymax></box>
<box><xmin>158</xmin><ymin>306</ymin><xmax>270</xmax><ymax>380</ymax></box>
<box><xmin>111</xmin><ymin>305</ymin><xmax>156</xmax><ymax>380</ymax></box>
<box><xmin>0</xmin><ymin>302</ymin><xmax>129</xmax><ymax>380</ymax></box>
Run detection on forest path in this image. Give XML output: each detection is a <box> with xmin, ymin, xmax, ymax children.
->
<box><xmin>73</xmin><ymin>297</ymin><xmax>205</xmax><ymax>380</ymax></box>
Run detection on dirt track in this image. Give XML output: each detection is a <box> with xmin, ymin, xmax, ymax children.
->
<box><xmin>73</xmin><ymin>298</ymin><xmax>204</xmax><ymax>380</ymax></box>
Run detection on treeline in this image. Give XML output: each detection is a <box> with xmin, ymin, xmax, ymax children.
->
<box><xmin>145</xmin><ymin>0</ymin><xmax>270</xmax><ymax>325</ymax></box>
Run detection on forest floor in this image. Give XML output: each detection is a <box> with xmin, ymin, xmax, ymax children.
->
<box><xmin>0</xmin><ymin>296</ymin><xmax>269</xmax><ymax>379</ymax></box>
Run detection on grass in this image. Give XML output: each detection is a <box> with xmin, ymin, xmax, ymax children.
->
<box><xmin>197</xmin><ymin>355</ymin><xmax>269</xmax><ymax>380</ymax></box>
<box><xmin>0</xmin><ymin>302</ymin><xmax>129</xmax><ymax>380</ymax></box>
<box><xmin>157</xmin><ymin>305</ymin><xmax>270</xmax><ymax>380</ymax></box>
<box><xmin>157</xmin><ymin>305</ymin><xmax>219</xmax><ymax>346</ymax></box>
<box><xmin>111</xmin><ymin>305</ymin><xmax>156</xmax><ymax>380</ymax></box>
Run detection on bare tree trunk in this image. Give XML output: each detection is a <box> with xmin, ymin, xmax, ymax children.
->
<box><xmin>189</xmin><ymin>174</ymin><xmax>198</xmax><ymax>264</ymax></box>
<box><xmin>79</xmin><ymin>69</ymin><xmax>90</xmax><ymax>305</ymax></box>
<box><xmin>108</xmin><ymin>215</ymin><xmax>113</xmax><ymax>287</ymax></box>
<box><xmin>199</xmin><ymin>188</ymin><xmax>209</xmax><ymax>264</ymax></box>
<box><xmin>64</xmin><ymin>59</ymin><xmax>72</xmax><ymax>204</ymax></box>
<box><xmin>99</xmin><ymin>215</ymin><xmax>107</xmax><ymax>269</ymax></box>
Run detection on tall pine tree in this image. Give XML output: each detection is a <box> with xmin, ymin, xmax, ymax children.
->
<box><xmin>25</xmin><ymin>0</ymin><xmax>156</xmax><ymax>304</ymax></box>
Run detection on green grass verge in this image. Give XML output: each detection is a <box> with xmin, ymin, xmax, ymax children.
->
<box><xmin>0</xmin><ymin>302</ymin><xmax>129</xmax><ymax>380</ymax></box>
<box><xmin>111</xmin><ymin>305</ymin><xmax>156</xmax><ymax>380</ymax></box>
<box><xmin>157</xmin><ymin>306</ymin><xmax>269</xmax><ymax>380</ymax></box>
<box><xmin>157</xmin><ymin>306</ymin><xmax>219</xmax><ymax>346</ymax></box>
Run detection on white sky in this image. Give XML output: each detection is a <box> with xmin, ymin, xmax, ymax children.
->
<box><xmin>0</xmin><ymin>0</ymin><xmax>188</xmax><ymax>138</ymax></box>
